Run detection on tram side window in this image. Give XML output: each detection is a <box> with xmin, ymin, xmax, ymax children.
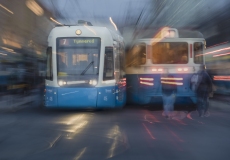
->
<box><xmin>126</xmin><ymin>43</ymin><xmax>146</xmax><ymax>67</ymax></box>
<box><xmin>194</xmin><ymin>42</ymin><xmax>204</xmax><ymax>64</ymax></box>
<box><xmin>46</xmin><ymin>47</ymin><xmax>53</xmax><ymax>80</ymax></box>
<box><xmin>103</xmin><ymin>47</ymin><xmax>114</xmax><ymax>81</ymax></box>
<box><xmin>152</xmin><ymin>42</ymin><xmax>188</xmax><ymax>64</ymax></box>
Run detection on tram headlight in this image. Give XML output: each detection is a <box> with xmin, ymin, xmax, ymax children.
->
<box><xmin>89</xmin><ymin>80</ymin><xmax>97</xmax><ymax>85</ymax></box>
<box><xmin>59</xmin><ymin>81</ymin><xmax>63</xmax><ymax>86</ymax></box>
<box><xmin>58</xmin><ymin>80</ymin><xmax>67</xmax><ymax>86</ymax></box>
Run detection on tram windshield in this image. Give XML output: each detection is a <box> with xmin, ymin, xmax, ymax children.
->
<box><xmin>56</xmin><ymin>37</ymin><xmax>100</xmax><ymax>86</ymax></box>
<box><xmin>152</xmin><ymin>42</ymin><xmax>188</xmax><ymax>64</ymax></box>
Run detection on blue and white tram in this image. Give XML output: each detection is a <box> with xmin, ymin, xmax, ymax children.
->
<box><xmin>126</xmin><ymin>27</ymin><xmax>205</xmax><ymax>105</ymax></box>
<box><xmin>44</xmin><ymin>24</ymin><xmax>126</xmax><ymax>108</ymax></box>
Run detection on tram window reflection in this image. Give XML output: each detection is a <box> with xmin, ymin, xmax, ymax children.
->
<box><xmin>126</xmin><ymin>43</ymin><xmax>146</xmax><ymax>67</ymax></box>
<box><xmin>152</xmin><ymin>42</ymin><xmax>188</xmax><ymax>64</ymax></box>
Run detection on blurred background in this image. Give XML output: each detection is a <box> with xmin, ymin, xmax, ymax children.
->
<box><xmin>0</xmin><ymin>0</ymin><xmax>230</xmax><ymax>107</ymax></box>
<box><xmin>1</xmin><ymin>1</ymin><xmax>230</xmax><ymax>160</ymax></box>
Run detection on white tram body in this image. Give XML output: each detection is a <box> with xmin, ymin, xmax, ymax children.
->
<box><xmin>45</xmin><ymin>24</ymin><xmax>126</xmax><ymax>108</ymax></box>
<box><xmin>126</xmin><ymin>27</ymin><xmax>205</xmax><ymax>105</ymax></box>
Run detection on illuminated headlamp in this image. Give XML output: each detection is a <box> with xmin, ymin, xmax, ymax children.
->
<box><xmin>58</xmin><ymin>80</ymin><xmax>67</xmax><ymax>86</ymax></box>
<box><xmin>89</xmin><ymin>80</ymin><xmax>97</xmax><ymax>85</ymax></box>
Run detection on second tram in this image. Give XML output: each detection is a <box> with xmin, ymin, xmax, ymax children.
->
<box><xmin>205</xmin><ymin>42</ymin><xmax>230</xmax><ymax>95</ymax></box>
<box><xmin>126</xmin><ymin>27</ymin><xmax>206</xmax><ymax>105</ymax></box>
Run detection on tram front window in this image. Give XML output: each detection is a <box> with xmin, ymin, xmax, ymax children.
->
<box><xmin>56</xmin><ymin>37</ymin><xmax>100</xmax><ymax>87</ymax></box>
<box><xmin>152</xmin><ymin>42</ymin><xmax>188</xmax><ymax>64</ymax></box>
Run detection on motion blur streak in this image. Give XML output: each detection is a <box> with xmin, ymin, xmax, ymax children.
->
<box><xmin>49</xmin><ymin>135</ymin><xmax>62</xmax><ymax>148</ymax></box>
<box><xmin>165</xmin><ymin>126</ymin><xmax>184</xmax><ymax>142</ymax></box>
<box><xmin>67</xmin><ymin>121</ymin><xmax>88</xmax><ymax>133</ymax></box>
<box><xmin>74</xmin><ymin>147</ymin><xmax>87</xmax><ymax>160</ymax></box>
<box><xmin>207</xmin><ymin>41</ymin><xmax>229</xmax><ymax>49</ymax></box>
<box><xmin>142</xmin><ymin>123</ymin><xmax>156</xmax><ymax>140</ymax></box>
<box><xmin>107</xmin><ymin>125</ymin><xmax>123</xmax><ymax>158</ymax></box>
<box><xmin>2</xmin><ymin>38</ymin><xmax>22</xmax><ymax>48</ymax></box>
<box><xmin>213</xmin><ymin>76</ymin><xmax>230</xmax><ymax>81</ymax></box>
<box><xmin>109</xmin><ymin>17</ymin><xmax>117</xmax><ymax>31</ymax></box>
<box><xmin>84</xmin><ymin>25</ymin><xmax>97</xmax><ymax>35</ymax></box>
<box><xmin>173</xmin><ymin>119</ymin><xmax>187</xmax><ymax>125</ymax></box>
<box><xmin>0</xmin><ymin>4</ymin><xmax>13</xmax><ymax>14</ymax></box>
<box><xmin>197</xmin><ymin>47</ymin><xmax>230</xmax><ymax>57</ymax></box>
<box><xmin>143</xmin><ymin>110</ymin><xmax>160</xmax><ymax>123</ymax></box>
<box><xmin>66</xmin><ymin>114</ymin><xmax>85</xmax><ymax>125</ymax></box>
<box><xmin>0</xmin><ymin>53</ymin><xmax>7</xmax><ymax>56</ymax></box>
<box><xmin>213</xmin><ymin>52</ymin><xmax>230</xmax><ymax>57</ymax></box>
<box><xmin>50</xmin><ymin>17</ymin><xmax>63</xmax><ymax>25</ymax></box>
<box><xmin>1</xmin><ymin>47</ymin><xmax>14</xmax><ymax>52</ymax></box>
<box><xmin>26</xmin><ymin>0</ymin><xmax>44</xmax><ymax>16</ymax></box>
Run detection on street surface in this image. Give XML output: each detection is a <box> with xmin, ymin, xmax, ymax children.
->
<box><xmin>0</xmin><ymin>95</ymin><xmax>230</xmax><ymax>160</ymax></box>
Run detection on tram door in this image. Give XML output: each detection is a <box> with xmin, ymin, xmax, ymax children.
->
<box><xmin>97</xmin><ymin>46</ymin><xmax>116</xmax><ymax>107</ymax></box>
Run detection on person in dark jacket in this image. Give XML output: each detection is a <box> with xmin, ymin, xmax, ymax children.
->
<box><xmin>161</xmin><ymin>74</ymin><xmax>177</xmax><ymax>119</ymax></box>
<box><xmin>196</xmin><ymin>65</ymin><xmax>213</xmax><ymax>117</ymax></box>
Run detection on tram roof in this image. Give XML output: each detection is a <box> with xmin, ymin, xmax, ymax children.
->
<box><xmin>139</xmin><ymin>29</ymin><xmax>204</xmax><ymax>39</ymax></box>
<box><xmin>48</xmin><ymin>25</ymin><xmax>123</xmax><ymax>42</ymax></box>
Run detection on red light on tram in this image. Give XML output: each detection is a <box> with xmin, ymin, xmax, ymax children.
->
<box><xmin>213</xmin><ymin>76</ymin><xmax>230</xmax><ymax>81</ymax></box>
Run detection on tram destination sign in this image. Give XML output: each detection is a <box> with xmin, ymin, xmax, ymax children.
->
<box><xmin>58</xmin><ymin>38</ymin><xmax>100</xmax><ymax>47</ymax></box>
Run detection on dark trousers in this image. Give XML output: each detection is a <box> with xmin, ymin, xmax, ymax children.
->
<box><xmin>197</xmin><ymin>92</ymin><xmax>209</xmax><ymax>115</ymax></box>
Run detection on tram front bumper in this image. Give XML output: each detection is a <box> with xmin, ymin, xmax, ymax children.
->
<box><xmin>57</xmin><ymin>87</ymin><xmax>97</xmax><ymax>108</ymax></box>
<box><xmin>45</xmin><ymin>87</ymin><xmax>97</xmax><ymax>108</ymax></box>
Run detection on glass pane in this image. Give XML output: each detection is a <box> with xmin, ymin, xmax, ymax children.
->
<box><xmin>152</xmin><ymin>42</ymin><xmax>188</xmax><ymax>64</ymax></box>
<box><xmin>57</xmin><ymin>48</ymin><xmax>99</xmax><ymax>75</ymax></box>
<box><xmin>194</xmin><ymin>42</ymin><xmax>204</xmax><ymax>64</ymax></box>
<box><xmin>126</xmin><ymin>43</ymin><xmax>146</xmax><ymax>67</ymax></box>
<box><xmin>56</xmin><ymin>38</ymin><xmax>100</xmax><ymax>87</ymax></box>
<box><xmin>103</xmin><ymin>47</ymin><xmax>114</xmax><ymax>81</ymax></box>
<box><xmin>46</xmin><ymin>47</ymin><xmax>52</xmax><ymax>80</ymax></box>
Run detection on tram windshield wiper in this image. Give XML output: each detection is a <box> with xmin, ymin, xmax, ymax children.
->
<box><xmin>80</xmin><ymin>61</ymin><xmax>94</xmax><ymax>75</ymax></box>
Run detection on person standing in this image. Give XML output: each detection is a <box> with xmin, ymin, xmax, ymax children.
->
<box><xmin>196</xmin><ymin>65</ymin><xmax>213</xmax><ymax>117</ymax></box>
<box><xmin>161</xmin><ymin>74</ymin><xmax>177</xmax><ymax>119</ymax></box>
